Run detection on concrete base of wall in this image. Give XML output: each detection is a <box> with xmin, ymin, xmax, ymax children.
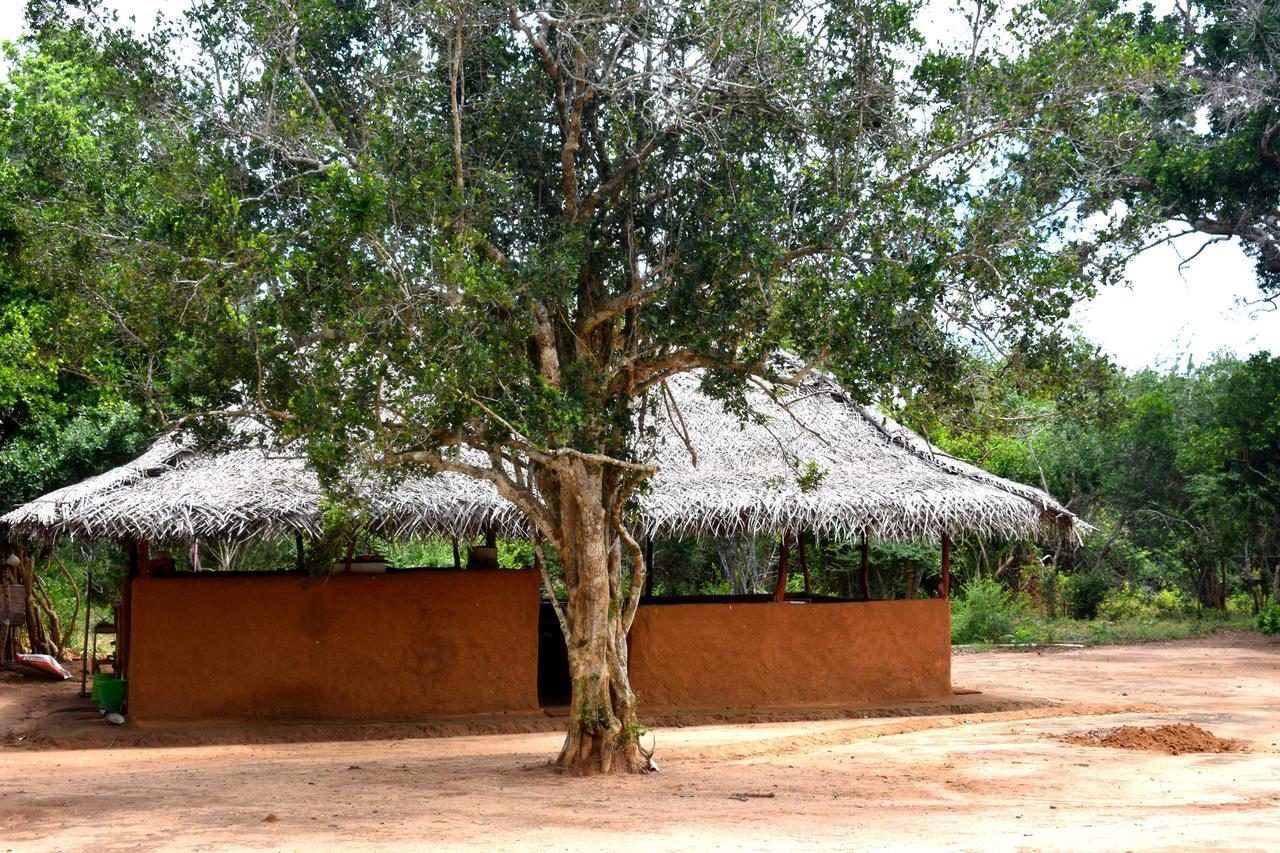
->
<box><xmin>629</xmin><ymin>599</ymin><xmax>952</xmax><ymax>712</ymax></box>
<box><xmin>127</xmin><ymin>569</ymin><xmax>541</xmax><ymax>722</ymax></box>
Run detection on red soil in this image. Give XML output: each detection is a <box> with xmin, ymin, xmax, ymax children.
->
<box><xmin>1062</xmin><ymin>723</ymin><xmax>1244</xmax><ymax>755</ymax></box>
<box><xmin>1</xmin><ymin>630</ymin><xmax>1277</xmax><ymax>851</ymax></box>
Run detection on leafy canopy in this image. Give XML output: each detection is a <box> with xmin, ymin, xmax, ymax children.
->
<box><xmin>3</xmin><ymin>0</ymin><xmax>1180</xmax><ymax>510</ymax></box>
<box><xmin>1134</xmin><ymin>0</ymin><xmax>1280</xmax><ymax>294</ymax></box>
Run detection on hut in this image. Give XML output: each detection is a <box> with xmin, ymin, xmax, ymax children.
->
<box><xmin>2</xmin><ymin>361</ymin><xmax>1081</xmax><ymax>723</ymax></box>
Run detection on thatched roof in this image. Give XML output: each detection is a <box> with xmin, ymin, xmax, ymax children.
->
<box><xmin>641</xmin><ymin>369</ymin><xmax>1078</xmax><ymax>541</ymax></box>
<box><xmin>2</xmin><ymin>360</ymin><xmax>1081</xmax><ymax>544</ymax></box>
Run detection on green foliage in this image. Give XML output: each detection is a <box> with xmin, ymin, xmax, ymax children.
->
<box><xmin>0</xmin><ymin>0</ymin><xmax>1181</xmax><ymax>510</ymax></box>
<box><xmin>1062</xmin><ymin>571</ymin><xmax>1110</xmax><ymax>620</ymax></box>
<box><xmin>0</xmin><ymin>400</ymin><xmax>147</xmax><ymax>505</ymax></box>
<box><xmin>30</xmin><ymin>541</ymin><xmax>128</xmax><ymax>655</ymax></box>
<box><xmin>298</xmin><ymin>498</ymin><xmax>371</xmax><ymax>576</ymax></box>
<box><xmin>951</xmin><ymin>578</ymin><xmax>1026</xmax><ymax>644</ymax></box>
<box><xmin>922</xmin><ymin>351</ymin><xmax>1280</xmax><ymax>614</ymax></box>
<box><xmin>375</xmin><ymin>536</ymin><xmax>535</xmax><ymax>570</ymax></box>
<box><xmin>1070</xmin><ymin>610</ymin><xmax>1251</xmax><ymax>645</ymax></box>
<box><xmin>376</xmin><ymin>537</ymin><xmax>454</xmax><ymax>569</ymax></box>
<box><xmin>1256</xmin><ymin>605</ymin><xmax>1280</xmax><ymax>636</ymax></box>
<box><xmin>1096</xmin><ymin>583</ymin><xmax>1193</xmax><ymax>621</ymax></box>
<box><xmin>1225</xmin><ymin>592</ymin><xmax>1254</xmax><ymax>615</ymax></box>
<box><xmin>1130</xmin><ymin>1</ymin><xmax>1280</xmax><ymax>290</ymax></box>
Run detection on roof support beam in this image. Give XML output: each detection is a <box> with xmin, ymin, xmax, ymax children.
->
<box><xmin>940</xmin><ymin>532</ymin><xmax>952</xmax><ymax>599</ymax></box>
<box><xmin>643</xmin><ymin>537</ymin><xmax>654</xmax><ymax>597</ymax></box>
<box><xmin>798</xmin><ymin>529</ymin><xmax>811</xmax><ymax>595</ymax></box>
<box><xmin>771</xmin><ymin>529</ymin><xmax>792</xmax><ymax>602</ymax></box>
<box><xmin>860</xmin><ymin>532</ymin><xmax>871</xmax><ymax>601</ymax></box>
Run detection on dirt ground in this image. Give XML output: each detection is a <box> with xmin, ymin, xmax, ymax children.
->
<box><xmin>1</xmin><ymin>630</ymin><xmax>1277</xmax><ymax>851</ymax></box>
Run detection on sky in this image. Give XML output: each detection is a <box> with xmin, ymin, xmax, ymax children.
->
<box><xmin>1</xmin><ymin>0</ymin><xmax>1277</xmax><ymax>372</ymax></box>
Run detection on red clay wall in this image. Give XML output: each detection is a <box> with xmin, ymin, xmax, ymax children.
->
<box><xmin>629</xmin><ymin>599</ymin><xmax>952</xmax><ymax>712</ymax></box>
<box><xmin>127</xmin><ymin>569</ymin><xmax>541</xmax><ymax>722</ymax></box>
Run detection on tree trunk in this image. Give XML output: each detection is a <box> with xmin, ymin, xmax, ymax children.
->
<box><xmin>17</xmin><ymin>553</ymin><xmax>58</xmax><ymax>656</ymax></box>
<box><xmin>546</xmin><ymin>459</ymin><xmax>651</xmax><ymax>775</ymax></box>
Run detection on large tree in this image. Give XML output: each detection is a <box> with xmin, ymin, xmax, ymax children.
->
<box><xmin>1136</xmin><ymin>0</ymin><xmax>1280</xmax><ymax>294</ymax></box>
<box><xmin>6</xmin><ymin>0</ymin><xmax>1175</xmax><ymax>772</ymax></box>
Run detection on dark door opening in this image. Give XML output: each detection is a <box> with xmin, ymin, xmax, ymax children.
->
<box><xmin>537</xmin><ymin>601</ymin><xmax>571</xmax><ymax>708</ymax></box>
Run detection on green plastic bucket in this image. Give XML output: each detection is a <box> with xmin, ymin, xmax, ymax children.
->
<box><xmin>95</xmin><ymin>676</ymin><xmax>127</xmax><ymax>713</ymax></box>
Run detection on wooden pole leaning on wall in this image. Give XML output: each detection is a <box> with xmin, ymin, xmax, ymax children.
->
<box><xmin>860</xmin><ymin>532</ymin><xmax>872</xmax><ymax>601</ymax></box>
<box><xmin>940</xmin><ymin>531</ymin><xmax>952</xmax><ymax>599</ymax></box>
<box><xmin>798</xmin><ymin>529</ymin><xmax>812</xmax><ymax>595</ymax></box>
<box><xmin>772</xmin><ymin>529</ymin><xmax>792</xmax><ymax>602</ymax></box>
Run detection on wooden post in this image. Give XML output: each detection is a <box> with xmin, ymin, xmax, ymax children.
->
<box><xmin>117</xmin><ymin>540</ymin><xmax>142</xmax><ymax>679</ymax></box>
<box><xmin>294</xmin><ymin>532</ymin><xmax>305</xmax><ymax>572</ymax></box>
<box><xmin>941</xmin><ymin>531</ymin><xmax>952</xmax><ymax>599</ymax></box>
<box><xmin>644</xmin><ymin>537</ymin><xmax>655</xmax><ymax>597</ymax></box>
<box><xmin>798</xmin><ymin>529</ymin><xmax>812</xmax><ymax>595</ymax></box>
<box><xmin>79</xmin><ymin>563</ymin><xmax>92</xmax><ymax>697</ymax></box>
<box><xmin>451</xmin><ymin>535</ymin><xmax>461</xmax><ymax>570</ymax></box>
<box><xmin>772</xmin><ymin>529</ymin><xmax>792</xmax><ymax>602</ymax></box>
<box><xmin>485</xmin><ymin>525</ymin><xmax>497</xmax><ymax>549</ymax></box>
<box><xmin>860</xmin><ymin>532</ymin><xmax>871</xmax><ymax>601</ymax></box>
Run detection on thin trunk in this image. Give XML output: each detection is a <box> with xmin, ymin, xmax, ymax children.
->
<box><xmin>18</xmin><ymin>552</ymin><xmax>56</xmax><ymax>656</ymax></box>
<box><xmin>52</xmin><ymin>553</ymin><xmax>81</xmax><ymax>644</ymax></box>
<box><xmin>716</xmin><ymin>539</ymin><xmax>738</xmax><ymax>593</ymax></box>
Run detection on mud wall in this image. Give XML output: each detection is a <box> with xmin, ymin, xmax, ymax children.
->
<box><xmin>629</xmin><ymin>599</ymin><xmax>952</xmax><ymax>712</ymax></box>
<box><xmin>127</xmin><ymin>569</ymin><xmax>541</xmax><ymax>722</ymax></box>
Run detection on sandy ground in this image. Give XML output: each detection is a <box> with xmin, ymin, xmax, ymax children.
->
<box><xmin>1</xmin><ymin>630</ymin><xmax>1277</xmax><ymax>851</ymax></box>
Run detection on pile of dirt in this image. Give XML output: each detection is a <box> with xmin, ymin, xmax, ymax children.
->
<box><xmin>1062</xmin><ymin>723</ymin><xmax>1242</xmax><ymax>755</ymax></box>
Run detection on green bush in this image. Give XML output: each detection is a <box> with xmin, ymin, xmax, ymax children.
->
<box><xmin>1225</xmin><ymin>592</ymin><xmax>1254</xmax><ymax>615</ymax></box>
<box><xmin>1097</xmin><ymin>582</ymin><xmax>1192</xmax><ymax>621</ymax></box>
<box><xmin>1063</xmin><ymin>571</ymin><xmax>1109</xmax><ymax>619</ymax></box>
<box><xmin>951</xmin><ymin>578</ymin><xmax>1024</xmax><ymax>644</ymax></box>
<box><xmin>1151</xmin><ymin>587</ymin><xmax>1193</xmax><ymax>616</ymax></box>
<box><xmin>1257</xmin><ymin>604</ymin><xmax>1280</xmax><ymax>636</ymax></box>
